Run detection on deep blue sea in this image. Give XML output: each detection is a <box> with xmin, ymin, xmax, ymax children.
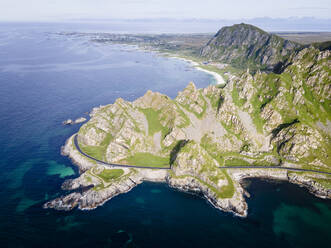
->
<box><xmin>0</xmin><ymin>22</ymin><xmax>330</xmax><ymax>248</ymax></box>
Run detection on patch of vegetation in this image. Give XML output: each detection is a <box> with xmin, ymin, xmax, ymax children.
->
<box><xmin>97</xmin><ymin>169</ymin><xmax>124</xmax><ymax>183</ymax></box>
<box><xmin>140</xmin><ymin>108</ymin><xmax>170</xmax><ymax>137</ymax></box>
<box><xmin>280</xmin><ymin>72</ymin><xmax>292</xmax><ymax>85</ymax></box>
<box><xmin>80</xmin><ymin>133</ymin><xmax>113</xmax><ymax>161</ymax></box>
<box><xmin>81</xmin><ymin>145</ymin><xmax>105</xmax><ymax>161</ymax></box>
<box><xmin>224</xmin><ymin>157</ymin><xmax>251</xmax><ymax>166</ymax></box>
<box><xmin>219</xmin><ymin>169</ymin><xmax>235</xmax><ymax>198</ymax></box>
<box><xmin>205</xmin><ymin>90</ymin><xmax>224</xmax><ymax>112</ymax></box>
<box><xmin>174</xmin><ymin>102</ymin><xmax>191</xmax><ymax>128</ymax></box>
<box><xmin>231</xmin><ymin>85</ymin><xmax>246</xmax><ymax>107</ymax></box>
<box><xmin>300</xmin><ymin>143</ymin><xmax>331</xmax><ymax>171</ymax></box>
<box><xmin>195</xmin><ymin>138</ymin><xmax>235</xmax><ymax>198</ymax></box>
<box><xmin>177</xmin><ymin>90</ymin><xmax>207</xmax><ymax>119</ymax></box>
<box><xmin>170</xmin><ymin>172</ymin><xmax>234</xmax><ymax>199</ymax></box>
<box><xmin>311</xmin><ymin>177</ymin><xmax>331</xmax><ymax>189</ymax></box>
<box><xmin>124</xmin><ymin>152</ymin><xmax>169</xmax><ymax>168</ymax></box>
<box><xmin>249</xmin><ymin>73</ymin><xmax>282</xmax><ymax>132</ymax></box>
<box><xmin>71</xmin><ymin>138</ymin><xmax>97</xmax><ymax>165</ymax></box>
<box><xmin>200</xmin><ymin>135</ymin><xmax>224</xmax><ymax>165</ymax></box>
<box><xmin>92</xmin><ymin>168</ymin><xmax>137</xmax><ymax>191</ymax></box>
<box><xmin>85</xmin><ymin>175</ymin><xmax>92</xmax><ymax>183</ymax></box>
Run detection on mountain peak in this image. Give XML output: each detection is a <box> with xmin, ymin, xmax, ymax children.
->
<box><xmin>200</xmin><ymin>23</ymin><xmax>300</xmax><ymax>71</ymax></box>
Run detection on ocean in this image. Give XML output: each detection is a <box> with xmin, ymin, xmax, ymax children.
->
<box><xmin>0</xmin><ymin>22</ymin><xmax>330</xmax><ymax>248</ymax></box>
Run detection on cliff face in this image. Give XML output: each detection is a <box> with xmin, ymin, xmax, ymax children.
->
<box><xmin>200</xmin><ymin>23</ymin><xmax>300</xmax><ymax>70</ymax></box>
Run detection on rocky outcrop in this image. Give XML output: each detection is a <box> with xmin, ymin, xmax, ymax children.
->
<box><xmin>46</xmin><ymin>135</ymin><xmax>168</xmax><ymax>211</ymax></box>
<box><xmin>167</xmin><ymin>176</ymin><xmax>247</xmax><ymax>217</ymax></box>
<box><xmin>63</xmin><ymin>117</ymin><xmax>87</xmax><ymax>125</ymax></box>
<box><xmin>44</xmin><ymin>172</ymin><xmax>142</xmax><ymax>211</ymax></box>
<box><xmin>74</xmin><ymin>117</ymin><xmax>87</xmax><ymax>124</ymax></box>
<box><xmin>288</xmin><ymin>173</ymin><xmax>331</xmax><ymax>199</ymax></box>
<box><xmin>63</xmin><ymin>119</ymin><xmax>73</xmax><ymax>125</ymax></box>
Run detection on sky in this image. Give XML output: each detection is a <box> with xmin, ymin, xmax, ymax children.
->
<box><xmin>0</xmin><ymin>0</ymin><xmax>330</xmax><ymax>22</ymax></box>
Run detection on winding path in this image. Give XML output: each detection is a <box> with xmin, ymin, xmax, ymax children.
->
<box><xmin>74</xmin><ymin>134</ymin><xmax>331</xmax><ymax>175</ymax></box>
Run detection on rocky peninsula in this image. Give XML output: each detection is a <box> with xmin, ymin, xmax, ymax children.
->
<box><xmin>45</xmin><ymin>47</ymin><xmax>331</xmax><ymax>217</ymax></box>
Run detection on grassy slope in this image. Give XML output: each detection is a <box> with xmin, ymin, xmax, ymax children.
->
<box><xmin>177</xmin><ymin>141</ymin><xmax>235</xmax><ymax>198</ymax></box>
<box><xmin>140</xmin><ymin>108</ymin><xmax>170</xmax><ymax>137</ymax></box>
<box><xmin>80</xmin><ymin>133</ymin><xmax>112</xmax><ymax>161</ymax></box>
<box><xmin>124</xmin><ymin>152</ymin><xmax>169</xmax><ymax>167</ymax></box>
<box><xmin>98</xmin><ymin>169</ymin><xmax>124</xmax><ymax>182</ymax></box>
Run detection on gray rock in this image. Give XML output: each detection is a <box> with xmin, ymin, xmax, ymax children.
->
<box><xmin>63</xmin><ymin>119</ymin><xmax>73</xmax><ymax>125</ymax></box>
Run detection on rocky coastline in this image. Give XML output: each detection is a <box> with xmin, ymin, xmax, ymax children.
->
<box><xmin>44</xmin><ymin>135</ymin><xmax>331</xmax><ymax>217</ymax></box>
<box><xmin>45</xmin><ymin>135</ymin><xmax>168</xmax><ymax>211</ymax></box>
<box><xmin>45</xmin><ymin>45</ymin><xmax>330</xmax><ymax>217</ymax></box>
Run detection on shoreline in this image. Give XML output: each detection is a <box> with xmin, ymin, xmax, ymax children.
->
<box><xmin>195</xmin><ymin>66</ymin><xmax>226</xmax><ymax>86</ymax></box>
<box><xmin>44</xmin><ymin>43</ymin><xmax>330</xmax><ymax>217</ymax></box>
<box><xmin>45</xmin><ymin>133</ymin><xmax>331</xmax><ymax>217</ymax></box>
<box><xmin>167</xmin><ymin>55</ymin><xmax>227</xmax><ymax>86</ymax></box>
<box><xmin>127</xmin><ymin>45</ymin><xmax>227</xmax><ymax>87</ymax></box>
<box><xmin>99</xmin><ymin>42</ymin><xmax>228</xmax><ymax>87</ymax></box>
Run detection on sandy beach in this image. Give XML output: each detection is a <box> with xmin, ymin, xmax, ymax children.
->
<box><xmin>169</xmin><ymin>55</ymin><xmax>226</xmax><ymax>86</ymax></box>
<box><xmin>195</xmin><ymin>66</ymin><xmax>226</xmax><ymax>86</ymax></box>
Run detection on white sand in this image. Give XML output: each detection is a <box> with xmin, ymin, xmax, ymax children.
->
<box><xmin>195</xmin><ymin>67</ymin><xmax>226</xmax><ymax>86</ymax></box>
<box><xmin>170</xmin><ymin>56</ymin><xmax>226</xmax><ymax>86</ymax></box>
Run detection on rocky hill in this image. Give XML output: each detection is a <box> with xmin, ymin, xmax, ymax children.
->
<box><xmin>45</xmin><ymin>47</ymin><xmax>331</xmax><ymax>217</ymax></box>
<box><xmin>200</xmin><ymin>23</ymin><xmax>301</xmax><ymax>70</ymax></box>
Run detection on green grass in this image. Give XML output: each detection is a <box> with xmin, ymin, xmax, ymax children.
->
<box><xmin>97</xmin><ymin>169</ymin><xmax>124</xmax><ymax>183</ymax></box>
<box><xmin>231</xmin><ymin>86</ymin><xmax>246</xmax><ymax>107</ymax></box>
<box><xmin>124</xmin><ymin>152</ymin><xmax>170</xmax><ymax>168</ymax></box>
<box><xmin>310</xmin><ymin>177</ymin><xmax>331</xmax><ymax>189</ymax></box>
<box><xmin>140</xmin><ymin>108</ymin><xmax>169</xmax><ymax>136</ymax></box>
<box><xmin>224</xmin><ymin>157</ymin><xmax>251</xmax><ymax>166</ymax></box>
<box><xmin>219</xmin><ymin>169</ymin><xmax>235</xmax><ymax>198</ymax></box>
<box><xmin>174</xmin><ymin>102</ymin><xmax>191</xmax><ymax>128</ymax></box>
<box><xmin>200</xmin><ymin>135</ymin><xmax>224</xmax><ymax>165</ymax></box>
<box><xmin>80</xmin><ymin>133</ymin><xmax>113</xmax><ymax>161</ymax></box>
<box><xmin>169</xmin><ymin>172</ymin><xmax>235</xmax><ymax>199</ymax></box>
<box><xmin>81</xmin><ymin>145</ymin><xmax>105</xmax><ymax>161</ymax></box>
<box><xmin>247</xmin><ymin>73</ymin><xmax>281</xmax><ymax>133</ymax></box>
<box><xmin>196</xmin><ymin>92</ymin><xmax>208</xmax><ymax>119</ymax></box>
<box><xmin>71</xmin><ymin>138</ymin><xmax>97</xmax><ymax>165</ymax></box>
<box><xmin>188</xmin><ymin>138</ymin><xmax>235</xmax><ymax>198</ymax></box>
<box><xmin>85</xmin><ymin>175</ymin><xmax>92</xmax><ymax>183</ymax></box>
<box><xmin>179</xmin><ymin>91</ymin><xmax>208</xmax><ymax>119</ymax></box>
<box><xmin>205</xmin><ymin>90</ymin><xmax>224</xmax><ymax>111</ymax></box>
<box><xmin>92</xmin><ymin>168</ymin><xmax>138</xmax><ymax>191</ymax></box>
<box><xmin>288</xmin><ymin>172</ymin><xmax>331</xmax><ymax>189</ymax></box>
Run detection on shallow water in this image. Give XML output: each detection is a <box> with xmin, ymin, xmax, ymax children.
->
<box><xmin>0</xmin><ymin>23</ymin><xmax>330</xmax><ymax>248</ymax></box>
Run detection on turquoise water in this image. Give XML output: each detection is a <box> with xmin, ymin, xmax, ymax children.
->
<box><xmin>0</xmin><ymin>23</ymin><xmax>330</xmax><ymax>248</ymax></box>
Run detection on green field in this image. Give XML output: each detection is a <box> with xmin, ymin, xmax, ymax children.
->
<box><xmin>140</xmin><ymin>108</ymin><xmax>163</xmax><ymax>136</ymax></box>
<box><xmin>97</xmin><ymin>169</ymin><xmax>124</xmax><ymax>182</ymax></box>
<box><xmin>124</xmin><ymin>152</ymin><xmax>170</xmax><ymax>168</ymax></box>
